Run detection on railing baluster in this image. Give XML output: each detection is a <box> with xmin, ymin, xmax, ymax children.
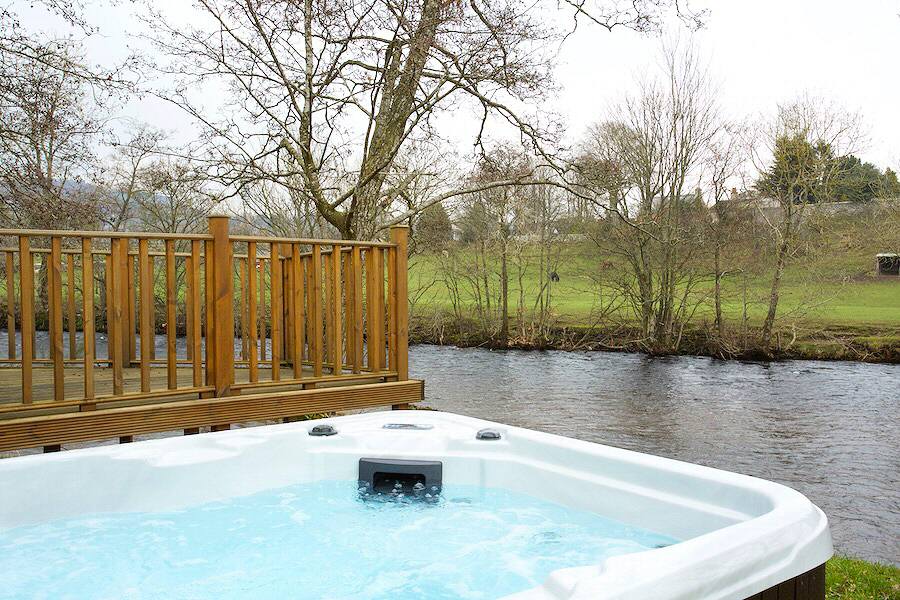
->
<box><xmin>330</xmin><ymin>244</ymin><xmax>342</xmax><ymax>375</ymax></box>
<box><xmin>67</xmin><ymin>253</ymin><xmax>77</xmax><ymax>359</ymax></box>
<box><xmin>111</xmin><ymin>238</ymin><xmax>126</xmax><ymax>396</ymax></box>
<box><xmin>365</xmin><ymin>248</ymin><xmax>375</xmax><ymax>371</ymax></box>
<box><xmin>291</xmin><ymin>243</ymin><xmax>304</xmax><ymax>379</ymax></box>
<box><xmin>387</xmin><ymin>243</ymin><xmax>397</xmax><ymax>372</ymax></box>
<box><xmin>366</xmin><ymin>248</ymin><xmax>385</xmax><ymax>372</ymax></box>
<box><xmin>247</xmin><ymin>242</ymin><xmax>258</xmax><ymax>382</ymax></box>
<box><xmin>343</xmin><ymin>249</ymin><xmax>355</xmax><ymax>373</ymax></box>
<box><xmin>259</xmin><ymin>256</ymin><xmax>267</xmax><ymax>363</ymax></box>
<box><xmin>270</xmin><ymin>242</ymin><xmax>281</xmax><ymax>381</ymax></box>
<box><xmin>204</xmin><ymin>239</ymin><xmax>215</xmax><ymax>386</ymax></box>
<box><xmin>190</xmin><ymin>240</ymin><xmax>202</xmax><ymax>387</ymax></box>
<box><xmin>185</xmin><ymin>254</ymin><xmax>193</xmax><ymax>362</ymax></box>
<box><xmin>208</xmin><ymin>215</ymin><xmax>234</xmax><ymax>399</ymax></box>
<box><xmin>127</xmin><ymin>252</ymin><xmax>136</xmax><ymax>365</ymax></box>
<box><xmin>18</xmin><ymin>236</ymin><xmax>33</xmax><ymax>404</ymax></box>
<box><xmin>375</xmin><ymin>248</ymin><xmax>386</xmax><ymax>370</ymax></box>
<box><xmin>139</xmin><ymin>239</ymin><xmax>151</xmax><ymax>393</ymax></box>
<box><xmin>310</xmin><ymin>245</ymin><xmax>322</xmax><ymax>378</ymax></box>
<box><xmin>147</xmin><ymin>251</ymin><xmax>155</xmax><ymax>361</ymax></box>
<box><xmin>82</xmin><ymin>238</ymin><xmax>95</xmax><ymax>401</ymax></box>
<box><xmin>239</xmin><ymin>257</ymin><xmax>248</xmax><ymax>361</ymax></box>
<box><xmin>351</xmin><ymin>247</ymin><xmax>363</xmax><ymax>373</ymax></box>
<box><xmin>50</xmin><ymin>237</ymin><xmax>65</xmax><ymax>401</ymax></box>
<box><xmin>324</xmin><ymin>248</ymin><xmax>333</xmax><ymax>367</ymax></box>
<box><xmin>5</xmin><ymin>251</ymin><xmax>15</xmax><ymax>359</ymax></box>
<box><xmin>283</xmin><ymin>249</ymin><xmax>292</xmax><ymax>364</ymax></box>
<box><xmin>165</xmin><ymin>240</ymin><xmax>177</xmax><ymax>390</ymax></box>
<box><xmin>104</xmin><ymin>253</ymin><xmax>114</xmax><ymax>369</ymax></box>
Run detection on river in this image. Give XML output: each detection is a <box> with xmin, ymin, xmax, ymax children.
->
<box><xmin>410</xmin><ymin>344</ymin><xmax>900</xmax><ymax>565</ymax></box>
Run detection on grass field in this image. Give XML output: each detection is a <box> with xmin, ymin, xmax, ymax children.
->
<box><xmin>408</xmin><ymin>241</ymin><xmax>900</xmax><ymax>330</ymax></box>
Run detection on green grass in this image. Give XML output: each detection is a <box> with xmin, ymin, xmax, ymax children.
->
<box><xmin>827</xmin><ymin>556</ymin><xmax>900</xmax><ymax>600</ymax></box>
<box><xmin>409</xmin><ymin>239</ymin><xmax>900</xmax><ymax>330</ymax></box>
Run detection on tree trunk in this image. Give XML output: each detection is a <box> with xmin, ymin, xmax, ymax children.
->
<box><xmin>498</xmin><ymin>237</ymin><xmax>509</xmax><ymax>348</ymax></box>
<box><xmin>762</xmin><ymin>237</ymin><xmax>790</xmax><ymax>346</ymax></box>
<box><xmin>714</xmin><ymin>242</ymin><xmax>723</xmax><ymax>338</ymax></box>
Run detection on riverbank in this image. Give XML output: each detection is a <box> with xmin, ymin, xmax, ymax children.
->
<box><xmin>409</xmin><ymin>317</ymin><xmax>900</xmax><ymax>363</ymax></box>
<box><xmin>826</xmin><ymin>556</ymin><xmax>899</xmax><ymax>599</ymax></box>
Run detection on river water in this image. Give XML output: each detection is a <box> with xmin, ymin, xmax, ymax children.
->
<box><xmin>410</xmin><ymin>344</ymin><xmax>900</xmax><ymax>565</ymax></box>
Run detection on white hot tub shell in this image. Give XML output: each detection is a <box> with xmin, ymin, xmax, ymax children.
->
<box><xmin>0</xmin><ymin>411</ymin><xmax>832</xmax><ymax>600</ymax></box>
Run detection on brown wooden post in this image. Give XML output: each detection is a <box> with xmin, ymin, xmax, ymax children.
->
<box><xmin>208</xmin><ymin>216</ymin><xmax>234</xmax><ymax>431</ymax></box>
<box><xmin>390</xmin><ymin>226</ymin><xmax>409</xmax><ymax>408</ymax></box>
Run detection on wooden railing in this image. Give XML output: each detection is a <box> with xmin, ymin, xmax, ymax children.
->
<box><xmin>0</xmin><ymin>217</ymin><xmax>418</xmax><ymax>451</ymax></box>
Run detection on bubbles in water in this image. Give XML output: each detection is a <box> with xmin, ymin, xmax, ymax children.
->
<box><xmin>0</xmin><ymin>481</ymin><xmax>678</xmax><ymax>600</ymax></box>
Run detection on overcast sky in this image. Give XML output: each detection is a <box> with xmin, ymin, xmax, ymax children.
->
<box><xmin>19</xmin><ymin>0</ymin><xmax>900</xmax><ymax>169</ymax></box>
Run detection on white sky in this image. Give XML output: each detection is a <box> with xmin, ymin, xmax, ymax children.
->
<box><xmin>17</xmin><ymin>0</ymin><xmax>900</xmax><ymax>169</ymax></box>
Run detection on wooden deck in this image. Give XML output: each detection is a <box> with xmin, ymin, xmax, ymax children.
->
<box><xmin>0</xmin><ymin>365</ymin><xmax>399</xmax><ymax>416</ymax></box>
<box><xmin>0</xmin><ymin>218</ymin><xmax>419</xmax><ymax>453</ymax></box>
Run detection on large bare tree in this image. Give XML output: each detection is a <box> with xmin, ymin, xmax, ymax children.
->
<box><xmin>141</xmin><ymin>0</ymin><xmax>700</xmax><ymax>239</ymax></box>
<box><xmin>581</xmin><ymin>41</ymin><xmax>720</xmax><ymax>352</ymax></box>
<box><xmin>750</xmin><ymin>97</ymin><xmax>863</xmax><ymax>345</ymax></box>
<box><xmin>0</xmin><ymin>47</ymin><xmax>105</xmax><ymax>229</ymax></box>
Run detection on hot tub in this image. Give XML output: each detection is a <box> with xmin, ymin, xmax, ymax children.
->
<box><xmin>0</xmin><ymin>411</ymin><xmax>831</xmax><ymax>599</ymax></box>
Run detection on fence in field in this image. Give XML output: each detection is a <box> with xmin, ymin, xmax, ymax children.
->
<box><xmin>0</xmin><ymin>217</ymin><xmax>421</xmax><ymax>452</ymax></box>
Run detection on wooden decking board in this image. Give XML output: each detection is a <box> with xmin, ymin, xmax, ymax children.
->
<box><xmin>0</xmin><ymin>379</ymin><xmax>423</xmax><ymax>452</ymax></box>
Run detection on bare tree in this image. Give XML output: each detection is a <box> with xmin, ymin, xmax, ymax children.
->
<box><xmin>582</xmin><ymin>42</ymin><xmax>720</xmax><ymax>352</ymax></box>
<box><xmin>140</xmin><ymin>0</ymin><xmax>701</xmax><ymax>239</ymax></box>
<box><xmin>97</xmin><ymin>125</ymin><xmax>167</xmax><ymax>231</ymax></box>
<box><xmin>703</xmin><ymin>124</ymin><xmax>743</xmax><ymax>342</ymax></box>
<box><xmin>135</xmin><ymin>160</ymin><xmax>221</xmax><ymax>234</ymax></box>
<box><xmin>750</xmin><ymin>96</ymin><xmax>863</xmax><ymax>345</ymax></box>
<box><xmin>0</xmin><ymin>47</ymin><xmax>105</xmax><ymax>229</ymax></box>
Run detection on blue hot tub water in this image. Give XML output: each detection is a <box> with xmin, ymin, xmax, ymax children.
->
<box><xmin>0</xmin><ymin>481</ymin><xmax>677</xmax><ymax>600</ymax></box>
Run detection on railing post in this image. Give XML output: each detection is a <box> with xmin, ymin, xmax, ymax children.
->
<box><xmin>390</xmin><ymin>225</ymin><xmax>409</xmax><ymax>409</ymax></box>
<box><xmin>208</xmin><ymin>215</ymin><xmax>234</xmax><ymax>404</ymax></box>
